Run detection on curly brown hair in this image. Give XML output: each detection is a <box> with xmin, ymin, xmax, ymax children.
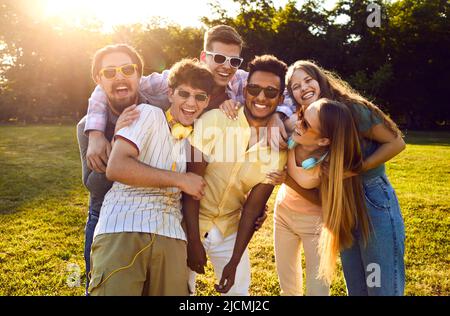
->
<box><xmin>168</xmin><ymin>58</ymin><xmax>215</xmax><ymax>95</ymax></box>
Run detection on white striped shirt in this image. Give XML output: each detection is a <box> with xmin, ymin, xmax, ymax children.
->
<box><xmin>93</xmin><ymin>104</ymin><xmax>187</xmax><ymax>241</ymax></box>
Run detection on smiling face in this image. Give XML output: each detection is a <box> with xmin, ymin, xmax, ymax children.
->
<box><xmin>201</xmin><ymin>41</ymin><xmax>241</xmax><ymax>88</ymax></box>
<box><xmin>244</xmin><ymin>70</ymin><xmax>283</xmax><ymax>123</ymax></box>
<box><xmin>168</xmin><ymin>84</ymin><xmax>210</xmax><ymax>126</ymax></box>
<box><xmin>95</xmin><ymin>51</ymin><xmax>140</xmax><ymax>114</ymax></box>
<box><xmin>290</xmin><ymin>68</ymin><xmax>321</xmax><ymax>109</ymax></box>
<box><xmin>292</xmin><ymin>100</ymin><xmax>329</xmax><ymax>149</ymax></box>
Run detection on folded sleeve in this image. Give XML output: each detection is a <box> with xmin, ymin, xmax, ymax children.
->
<box><xmin>115</xmin><ymin>104</ymin><xmax>157</xmax><ymax>154</ymax></box>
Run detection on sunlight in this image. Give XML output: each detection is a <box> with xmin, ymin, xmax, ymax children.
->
<box><xmin>42</xmin><ymin>0</ymin><xmax>219</xmax><ymax>31</ymax></box>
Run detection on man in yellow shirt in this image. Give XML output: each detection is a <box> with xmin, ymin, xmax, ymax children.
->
<box><xmin>183</xmin><ymin>55</ymin><xmax>288</xmax><ymax>295</ymax></box>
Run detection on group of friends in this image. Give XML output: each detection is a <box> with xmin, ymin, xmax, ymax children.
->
<box><xmin>76</xmin><ymin>25</ymin><xmax>406</xmax><ymax>296</ymax></box>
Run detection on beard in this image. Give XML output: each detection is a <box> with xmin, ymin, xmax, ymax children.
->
<box><xmin>107</xmin><ymin>81</ymin><xmax>138</xmax><ymax>115</ymax></box>
<box><xmin>108</xmin><ymin>95</ymin><xmax>136</xmax><ymax>114</ymax></box>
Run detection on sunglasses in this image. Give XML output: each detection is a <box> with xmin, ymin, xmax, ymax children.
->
<box><xmin>205</xmin><ymin>51</ymin><xmax>243</xmax><ymax>68</ymax></box>
<box><xmin>176</xmin><ymin>89</ymin><xmax>208</xmax><ymax>102</ymax></box>
<box><xmin>246</xmin><ymin>84</ymin><xmax>280</xmax><ymax>99</ymax></box>
<box><xmin>297</xmin><ymin>117</ymin><xmax>319</xmax><ymax>135</ymax></box>
<box><xmin>99</xmin><ymin>64</ymin><xmax>138</xmax><ymax>79</ymax></box>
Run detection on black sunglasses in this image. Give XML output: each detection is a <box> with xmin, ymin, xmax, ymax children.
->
<box><xmin>205</xmin><ymin>51</ymin><xmax>243</xmax><ymax>68</ymax></box>
<box><xmin>246</xmin><ymin>84</ymin><xmax>280</xmax><ymax>99</ymax></box>
<box><xmin>176</xmin><ymin>89</ymin><xmax>208</xmax><ymax>102</ymax></box>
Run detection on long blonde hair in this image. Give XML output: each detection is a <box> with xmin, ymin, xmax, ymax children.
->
<box><xmin>314</xmin><ymin>99</ymin><xmax>370</xmax><ymax>284</ymax></box>
<box><xmin>286</xmin><ymin>60</ymin><xmax>402</xmax><ymax>138</ymax></box>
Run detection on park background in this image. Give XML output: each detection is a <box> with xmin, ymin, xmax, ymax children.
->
<box><xmin>0</xmin><ymin>0</ymin><xmax>449</xmax><ymax>295</ymax></box>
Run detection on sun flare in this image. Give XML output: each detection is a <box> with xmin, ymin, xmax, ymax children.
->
<box><xmin>41</xmin><ymin>0</ymin><xmax>221</xmax><ymax>31</ymax></box>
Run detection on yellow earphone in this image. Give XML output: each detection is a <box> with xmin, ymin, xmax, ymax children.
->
<box><xmin>165</xmin><ymin>109</ymin><xmax>193</xmax><ymax>140</ymax></box>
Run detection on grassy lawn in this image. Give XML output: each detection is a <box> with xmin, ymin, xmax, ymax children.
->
<box><xmin>0</xmin><ymin>126</ymin><xmax>448</xmax><ymax>296</ymax></box>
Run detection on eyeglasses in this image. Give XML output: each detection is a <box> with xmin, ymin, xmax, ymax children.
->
<box><xmin>246</xmin><ymin>84</ymin><xmax>280</xmax><ymax>99</ymax></box>
<box><xmin>99</xmin><ymin>64</ymin><xmax>138</xmax><ymax>79</ymax></box>
<box><xmin>176</xmin><ymin>89</ymin><xmax>208</xmax><ymax>102</ymax></box>
<box><xmin>205</xmin><ymin>51</ymin><xmax>243</xmax><ymax>68</ymax></box>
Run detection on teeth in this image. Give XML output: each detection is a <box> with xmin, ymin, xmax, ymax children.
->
<box><xmin>254</xmin><ymin>103</ymin><xmax>266</xmax><ymax>109</ymax></box>
<box><xmin>182</xmin><ymin>108</ymin><xmax>196</xmax><ymax>113</ymax></box>
<box><xmin>302</xmin><ymin>92</ymin><xmax>314</xmax><ymax>100</ymax></box>
<box><xmin>218</xmin><ymin>72</ymin><xmax>229</xmax><ymax>77</ymax></box>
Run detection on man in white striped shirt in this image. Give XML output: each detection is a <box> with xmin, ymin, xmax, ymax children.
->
<box><xmin>88</xmin><ymin>55</ymin><xmax>214</xmax><ymax>295</ymax></box>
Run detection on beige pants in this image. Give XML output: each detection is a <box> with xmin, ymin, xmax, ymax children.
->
<box><xmin>274</xmin><ymin>203</ymin><xmax>330</xmax><ymax>296</ymax></box>
<box><xmin>89</xmin><ymin>232</ymin><xmax>189</xmax><ymax>296</ymax></box>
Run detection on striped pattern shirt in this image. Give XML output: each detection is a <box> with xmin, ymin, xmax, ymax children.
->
<box><xmin>93</xmin><ymin>104</ymin><xmax>187</xmax><ymax>241</ymax></box>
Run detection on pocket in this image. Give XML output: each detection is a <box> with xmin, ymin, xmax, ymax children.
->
<box><xmin>87</xmin><ymin>270</ymin><xmax>105</xmax><ymax>295</ymax></box>
<box><xmin>363</xmin><ymin>179</ymin><xmax>391</xmax><ymax>211</ymax></box>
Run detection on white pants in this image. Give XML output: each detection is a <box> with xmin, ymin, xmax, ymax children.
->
<box><xmin>274</xmin><ymin>203</ymin><xmax>330</xmax><ymax>296</ymax></box>
<box><xmin>188</xmin><ymin>225</ymin><xmax>251</xmax><ymax>296</ymax></box>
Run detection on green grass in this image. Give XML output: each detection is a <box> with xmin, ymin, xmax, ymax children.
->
<box><xmin>0</xmin><ymin>126</ymin><xmax>448</xmax><ymax>296</ymax></box>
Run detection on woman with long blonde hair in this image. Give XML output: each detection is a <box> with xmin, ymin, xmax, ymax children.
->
<box><xmin>287</xmin><ymin>98</ymin><xmax>369</xmax><ymax>285</ymax></box>
<box><xmin>285</xmin><ymin>60</ymin><xmax>405</xmax><ymax>296</ymax></box>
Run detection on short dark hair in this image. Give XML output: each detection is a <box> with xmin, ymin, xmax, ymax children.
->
<box><xmin>168</xmin><ymin>59</ymin><xmax>215</xmax><ymax>95</ymax></box>
<box><xmin>204</xmin><ymin>25</ymin><xmax>244</xmax><ymax>51</ymax></box>
<box><xmin>91</xmin><ymin>44</ymin><xmax>144</xmax><ymax>81</ymax></box>
<box><xmin>247</xmin><ymin>55</ymin><xmax>288</xmax><ymax>95</ymax></box>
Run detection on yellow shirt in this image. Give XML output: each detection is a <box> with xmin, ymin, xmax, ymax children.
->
<box><xmin>189</xmin><ymin>107</ymin><xmax>287</xmax><ymax>238</ymax></box>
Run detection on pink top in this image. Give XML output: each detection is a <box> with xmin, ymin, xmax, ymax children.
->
<box><xmin>276</xmin><ymin>149</ymin><xmax>322</xmax><ymax>216</ymax></box>
<box><xmin>277</xmin><ymin>185</ymin><xmax>322</xmax><ymax>215</ymax></box>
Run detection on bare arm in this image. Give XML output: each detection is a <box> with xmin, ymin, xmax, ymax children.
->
<box><xmin>216</xmin><ymin>183</ymin><xmax>274</xmax><ymax>293</ymax></box>
<box><xmin>182</xmin><ymin>146</ymin><xmax>209</xmax><ymax>274</ymax></box>
<box><xmin>266</xmin><ymin>112</ymin><xmax>289</xmax><ymax>151</ymax></box>
<box><xmin>362</xmin><ymin>124</ymin><xmax>406</xmax><ymax>172</ymax></box>
<box><xmin>106</xmin><ymin>137</ymin><xmax>205</xmax><ymax>199</ymax></box>
<box><xmin>285</xmin><ymin>174</ymin><xmax>321</xmax><ymax>206</ymax></box>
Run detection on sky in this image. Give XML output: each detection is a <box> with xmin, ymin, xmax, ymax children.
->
<box><xmin>40</xmin><ymin>0</ymin><xmax>338</xmax><ymax>32</ymax></box>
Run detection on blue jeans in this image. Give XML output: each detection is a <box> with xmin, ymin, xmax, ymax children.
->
<box><xmin>84</xmin><ymin>203</ymin><xmax>100</xmax><ymax>295</ymax></box>
<box><xmin>340</xmin><ymin>174</ymin><xmax>405</xmax><ymax>296</ymax></box>
<box><xmin>83</xmin><ymin>174</ymin><xmax>111</xmax><ymax>294</ymax></box>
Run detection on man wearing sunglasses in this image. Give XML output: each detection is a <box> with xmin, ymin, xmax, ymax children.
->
<box><xmin>87</xmin><ymin>57</ymin><xmax>215</xmax><ymax>296</ymax></box>
<box><xmin>77</xmin><ymin>44</ymin><xmax>152</xmax><ymax>294</ymax></box>
<box><xmin>83</xmin><ymin>25</ymin><xmax>294</xmax><ymax>175</ymax></box>
<box><xmin>183</xmin><ymin>55</ymin><xmax>288</xmax><ymax>295</ymax></box>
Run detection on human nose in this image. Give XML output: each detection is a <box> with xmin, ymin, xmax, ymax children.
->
<box><xmin>221</xmin><ymin>58</ymin><xmax>232</xmax><ymax>69</ymax></box>
<box><xmin>255</xmin><ymin>89</ymin><xmax>267</xmax><ymax>101</ymax></box>
<box><xmin>114</xmin><ymin>69</ymin><xmax>126</xmax><ymax>80</ymax></box>
<box><xmin>184</xmin><ymin>94</ymin><xmax>198</xmax><ymax>105</ymax></box>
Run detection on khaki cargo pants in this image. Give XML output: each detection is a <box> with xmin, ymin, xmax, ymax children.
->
<box><xmin>88</xmin><ymin>232</ymin><xmax>189</xmax><ymax>296</ymax></box>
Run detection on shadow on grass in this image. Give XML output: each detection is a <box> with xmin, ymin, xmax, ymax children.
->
<box><xmin>403</xmin><ymin>130</ymin><xmax>450</xmax><ymax>146</ymax></box>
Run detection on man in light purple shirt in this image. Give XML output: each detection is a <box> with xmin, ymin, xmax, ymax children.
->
<box><xmin>84</xmin><ymin>25</ymin><xmax>295</xmax><ymax>173</ymax></box>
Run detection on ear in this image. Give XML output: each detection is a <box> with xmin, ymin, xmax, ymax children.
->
<box><xmin>200</xmin><ymin>51</ymin><xmax>207</xmax><ymax>62</ymax></box>
<box><xmin>278</xmin><ymin>94</ymin><xmax>285</xmax><ymax>105</ymax></box>
<box><xmin>94</xmin><ymin>74</ymin><xmax>101</xmax><ymax>85</ymax></box>
<box><xmin>318</xmin><ymin>137</ymin><xmax>330</xmax><ymax>147</ymax></box>
<box><xmin>168</xmin><ymin>87</ymin><xmax>174</xmax><ymax>103</ymax></box>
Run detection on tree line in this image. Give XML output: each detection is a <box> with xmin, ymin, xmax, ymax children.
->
<box><xmin>0</xmin><ymin>0</ymin><xmax>448</xmax><ymax>129</ymax></box>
